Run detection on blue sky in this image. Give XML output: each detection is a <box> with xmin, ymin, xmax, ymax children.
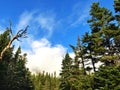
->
<box><xmin>0</xmin><ymin>0</ymin><xmax>114</xmax><ymax>75</ymax></box>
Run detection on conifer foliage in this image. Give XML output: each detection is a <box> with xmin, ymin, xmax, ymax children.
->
<box><xmin>0</xmin><ymin>27</ymin><xmax>34</xmax><ymax>90</ymax></box>
<box><xmin>59</xmin><ymin>53</ymin><xmax>72</xmax><ymax>90</ymax></box>
<box><xmin>59</xmin><ymin>0</ymin><xmax>120</xmax><ymax>89</ymax></box>
<box><xmin>31</xmin><ymin>72</ymin><xmax>59</xmax><ymax>90</ymax></box>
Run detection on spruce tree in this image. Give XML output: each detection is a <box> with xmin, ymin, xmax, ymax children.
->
<box><xmin>83</xmin><ymin>2</ymin><xmax>119</xmax><ymax>67</ymax></box>
<box><xmin>59</xmin><ymin>53</ymin><xmax>72</xmax><ymax>90</ymax></box>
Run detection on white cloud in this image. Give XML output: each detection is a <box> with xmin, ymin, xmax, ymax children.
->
<box><xmin>16</xmin><ymin>10</ymin><xmax>57</xmax><ymax>38</ymax></box>
<box><xmin>16</xmin><ymin>11</ymin><xmax>35</xmax><ymax>30</ymax></box>
<box><xmin>14</xmin><ymin>10</ymin><xmax>66</xmax><ymax>76</ymax></box>
<box><xmin>69</xmin><ymin>52</ymin><xmax>75</xmax><ymax>59</ymax></box>
<box><xmin>70</xmin><ymin>14</ymin><xmax>88</xmax><ymax>27</ymax></box>
<box><xmin>25</xmin><ymin>38</ymin><xmax>67</xmax><ymax>76</ymax></box>
<box><xmin>35</xmin><ymin>13</ymin><xmax>56</xmax><ymax>37</ymax></box>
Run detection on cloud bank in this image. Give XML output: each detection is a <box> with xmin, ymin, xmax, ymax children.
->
<box><xmin>25</xmin><ymin>38</ymin><xmax>66</xmax><ymax>76</ymax></box>
<box><xmin>14</xmin><ymin>10</ymin><xmax>67</xmax><ymax>76</ymax></box>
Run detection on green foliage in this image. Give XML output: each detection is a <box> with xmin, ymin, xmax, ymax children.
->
<box><xmin>114</xmin><ymin>0</ymin><xmax>120</xmax><ymax>12</ymax></box>
<box><xmin>59</xmin><ymin>53</ymin><xmax>73</xmax><ymax>90</ymax></box>
<box><xmin>31</xmin><ymin>72</ymin><xmax>59</xmax><ymax>90</ymax></box>
<box><xmin>94</xmin><ymin>66</ymin><xmax>120</xmax><ymax>89</ymax></box>
<box><xmin>0</xmin><ymin>28</ymin><xmax>34</xmax><ymax>90</ymax></box>
<box><xmin>60</xmin><ymin>39</ymin><xmax>94</xmax><ymax>90</ymax></box>
<box><xmin>83</xmin><ymin>1</ymin><xmax>120</xmax><ymax>68</ymax></box>
<box><xmin>0</xmin><ymin>30</ymin><xmax>10</xmax><ymax>52</ymax></box>
<box><xmin>59</xmin><ymin>1</ymin><xmax>120</xmax><ymax>90</ymax></box>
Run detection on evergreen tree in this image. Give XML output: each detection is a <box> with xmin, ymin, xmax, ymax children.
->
<box><xmin>69</xmin><ymin>37</ymin><xmax>93</xmax><ymax>90</ymax></box>
<box><xmin>0</xmin><ymin>27</ymin><xmax>34</xmax><ymax>90</ymax></box>
<box><xmin>82</xmin><ymin>32</ymin><xmax>98</xmax><ymax>72</ymax></box>
<box><xmin>59</xmin><ymin>1</ymin><xmax>120</xmax><ymax>90</ymax></box>
<box><xmin>0</xmin><ymin>29</ymin><xmax>14</xmax><ymax>89</ymax></box>
<box><xmin>83</xmin><ymin>2</ymin><xmax>119</xmax><ymax>68</ymax></box>
<box><xmin>31</xmin><ymin>72</ymin><xmax>60</xmax><ymax>90</ymax></box>
<box><xmin>94</xmin><ymin>66</ymin><xmax>120</xmax><ymax>89</ymax></box>
<box><xmin>59</xmin><ymin>53</ymin><xmax>72</xmax><ymax>90</ymax></box>
<box><xmin>70</xmin><ymin>36</ymin><xmax>87</xmax><ymax>75</ymax></box>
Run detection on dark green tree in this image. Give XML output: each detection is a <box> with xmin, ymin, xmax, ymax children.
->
<box><xmin>59</xmin><ymin>53</ymin><xmax>73</xmax><ymax>90</ymax></box>
<box><xmin>83</xmin><ymin>2</ymin><xmax>119</xmax><ymax>68</ymax></box>
<box><xmin>0</xmin><ymin>26</ymin><xmax>34</xmax><ymax>90</ymax></box>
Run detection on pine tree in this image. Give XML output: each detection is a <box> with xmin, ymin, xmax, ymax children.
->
<box><xmin>82</xmin><ymin>32</ymin><xmax>98</xmax><ymax>72</ymax></box>
<box><xmin>31</xmin><ymin>72</ymin><xmax>60</xmax><ymax>90</ymax></box>
<box><xmin>70</xmin><ymin>36</ymin><xmax>87</xmax><ymax>75</ymax></box>
<box><xmin>69</xmin><ymin>37</ymin><xmax>93</xmax><ymax>90</ymax></box>
<box><xmin>0</xmin><ymin>26</ymin><xmax>34</xmax><ymax>90</ymax></box>
<box><xmin>31</xmin><ymin>73</ymin><xmax>44</xmax><ymax>90</ymax></box>
<box><xmin>83</xmin><ymin>2</ymin><xmax>119</xmax><ymax>68</ymax></box>
<box><xmin>59</xmin><ymin>53</ymin><xmax>73</xmax><ymax>90</ymax></box>
<box><xmin>11</xmin><ymin>47</ymin><xmax>34</xmax><ymax>90</ymax></box>
<box><xmin>59</xmin><ymin>1</ymin><xmax>120</xmax><ymax>90</ymax></box>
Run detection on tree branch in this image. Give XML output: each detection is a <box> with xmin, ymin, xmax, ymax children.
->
<box><xmin>0</xmin><ymin>26</ymin><xmax>29</xmax><ymax>60</ymax></box>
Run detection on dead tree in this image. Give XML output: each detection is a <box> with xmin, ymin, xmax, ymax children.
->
<box><xmin>0</xmin><ymin>25</ymin><xmax>28</xmax><ymax>60</ymax></box>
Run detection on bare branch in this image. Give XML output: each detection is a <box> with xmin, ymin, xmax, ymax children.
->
<box><xmin>0</xmin><ymin>26</ymin><xmax>29</xmax><ymax>60</ymax></box>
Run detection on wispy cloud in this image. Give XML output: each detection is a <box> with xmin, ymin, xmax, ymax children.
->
<box><xmin>35</xmin><ymin>12</ymin><xmax>56</xmax><ymax>38</ymax></box>
<box><xmin>67</xmin><ymin>1</ymin><xmax>93</xmax><ymax>27</ymax></box>
<box><xmin>16</xmin><ymin>10</ymin><xmax>58</xmax><ymax>38</ymax></box>
<box><xmin>16</xmin><ymin>11</ymin><xmax>36</xmax><ymax>30</ymax></box>
<box><xmin>24</xmin><ymin>38</ymin><xmax>67</xmax><ymax>76</ymax></box>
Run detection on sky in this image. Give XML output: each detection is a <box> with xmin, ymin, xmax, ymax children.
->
<box><xmin>0</xmin><ymin>0</ymin><xmax>114</xmax><ymax>76</ymax></box>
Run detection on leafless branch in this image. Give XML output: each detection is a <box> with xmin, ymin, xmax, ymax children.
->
<box><xmin>0</xmin><ymin>26</ymin><xmax>29</xmax><ymax>60</ymax></box>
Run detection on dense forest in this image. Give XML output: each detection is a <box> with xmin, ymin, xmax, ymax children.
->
<box><xmin>0</xmin><ymin>0</ymin><xmax>120</xmax><ymax>90</ymax></box>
